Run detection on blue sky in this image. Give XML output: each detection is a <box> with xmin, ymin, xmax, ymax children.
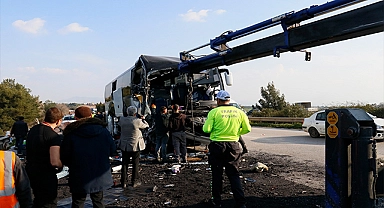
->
<box><xmin>1</xmin><ymin>0</ymin><xmax>383</xmax><ymax>106</ymax></box>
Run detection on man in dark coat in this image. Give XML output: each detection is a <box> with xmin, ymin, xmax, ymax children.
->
<box><xmin>154</xmin><ymin>106</ymin><xmax>169</xmax><ymax>163</ymax></box>
<box><xmin>168</xmin><ymin>104</ymin><xmax>189</xmax><ymax>163</ymax></box>
<box><xmin>61</xmin><ymin>106</ymin><xmax>116</xmax><ymax>208</ymax></box>
<box><xmin>10</xmin><ymin>116</ymin><xmax>28</xmax><ymax>154</ymax></box>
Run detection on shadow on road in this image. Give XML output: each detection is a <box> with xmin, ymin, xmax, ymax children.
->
<box><xmin>250</xmin><ymin>136</ymin><xmax>325</xmax><ymax>146</ymax></box>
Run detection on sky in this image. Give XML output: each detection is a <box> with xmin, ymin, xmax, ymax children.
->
<box><xmin>0</xmin><ymin>0</ymin><xmax>383</xmax><ymax>107</ymax></box>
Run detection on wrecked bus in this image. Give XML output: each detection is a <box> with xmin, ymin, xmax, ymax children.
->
<box><xmin>104</xmin><ymin>55</ymin><xmax>233</xmax><ymax>148</ymax></box>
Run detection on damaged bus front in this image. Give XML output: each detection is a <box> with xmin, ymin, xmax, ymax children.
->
<box><xmin>104</xmin><ymin>55</ymin><xmax>233</xmax><ymax>147</ymax></box>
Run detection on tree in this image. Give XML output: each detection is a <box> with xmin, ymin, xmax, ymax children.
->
<box><xmin>43</xmin><ymin>100</ymin><xmax>70</xmax><ymax>115</ymax></box>
<box><xmin>252</xmin><ymin>82</ymin><xmax>310</xmax><ymax>118</ymax></box>
<box><xmin>56</xmin><ymin>103</ymin><xmax>70</xmax><ymax>115</ymax></box>
<box><xmin>0</xmin><ymin>79</ymin><xmax>42</xmax><ymax>135</ymax></box>
<box><xmin>43</xmin><ymin>100</ymin><xmax>57</xmax><ymax>111</ymax></box>
<box><xmin>66</xmin><ymin>103</ymin><xmax>80</xmax><ymax>110</ymax></box>
<box><xmin>257</xmin><ymin>82</ymin><xmax>287</xmax><ymax>110</ymax></box>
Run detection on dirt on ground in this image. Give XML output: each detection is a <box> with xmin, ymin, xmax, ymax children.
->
<box><xmin>56</xmin><ymin>149</ymin><xmax>327</xmax><ymax>208</ymax></box>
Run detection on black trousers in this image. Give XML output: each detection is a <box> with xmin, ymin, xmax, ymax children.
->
<box><xmin>26</xmin><ymin>166</ymin><xmax>58</xmax><ymax>208</ymax></box>
<box><xmin>208</xmin><ymin>141</ymin><xmax>246</xmax><ymax>207</ymax></box>
<box><xmin>71</xmin><ymin>191</ymin><xmax>104</xmax><ymax>208</ymax></box>
<box><xmin>121</xmin><ymin>151</ymin><xmax>140</xmax><ymax>186</ymax></box>
<box><xmin>15</xmin><ymin>135</ymin><xmax>24</xmax><ymax>153</ymax></box>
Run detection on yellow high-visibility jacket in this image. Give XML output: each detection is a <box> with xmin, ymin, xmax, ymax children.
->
<box><xmin>203</xmin><ymin>105</ymin><xmax>251</xmax><ymax>142</ymax></box>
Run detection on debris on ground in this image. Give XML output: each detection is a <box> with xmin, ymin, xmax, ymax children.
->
<box><xmin>57</xmin><ymin>151</ymin><xmax>329</xmax><ymax>207</ymax></box>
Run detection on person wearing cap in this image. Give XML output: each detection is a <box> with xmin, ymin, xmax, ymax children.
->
<box><xmin>61</xmin><ymin>106</ymin><xmax>116</xmax><ymax>208</ymax></box>
<box><xmin>116</xmin><ymin>106</ymin><xmax>149</xmax><ymax>188</ymax></box>
<box><xmin>0</xmin><ymin>147</ymin><xmax>33</xmax><ymax>208</ymax></box>
<box><xmin>25</xmin><ymin>107</ymin><xmax>63</xmax><ymax>208</ymax></box>
<box><xmin>203</xmin><ymin>90</ymin><xmax>251</xmax><ymax>208</ymax></box>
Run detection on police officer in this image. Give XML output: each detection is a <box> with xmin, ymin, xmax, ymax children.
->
<box><xmin>203</xmin><ymin>90</ymin><xmax>251</xmax><ymax>208</ymax></box>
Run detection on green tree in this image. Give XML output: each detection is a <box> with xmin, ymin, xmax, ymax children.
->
<box><xmin>279</xmin><ymin>103</ymin><xmax>311</xmax><ymax>117</ymax></box>
<box><xmin>43</xmin><ymin>100</ymin><xmax>57</xmax><ymax>111</ymax></box>
<box><xmin>67</xmin><ymin>103</ymin><xmax>80</xmax><ymax>110</ymax></box>
<box><xmin>252</xmin><ymin>82</ymin><xmax>310</xmax><ymax>118</ymax></box>
<box><xmin>257</xmin><ymin>82</ymin><xmax>287</xmax><ymax>110</ymax></box>
<box><xmin>0</xmin><ymin>79</ymin><xmax>42</xmax><ymax>135</ymax></box>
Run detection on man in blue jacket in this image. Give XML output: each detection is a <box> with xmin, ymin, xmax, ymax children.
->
<box><xmin>61</xmin><ymin>106</ymin><xmax>116</xmax><ymax>208</ymax></box>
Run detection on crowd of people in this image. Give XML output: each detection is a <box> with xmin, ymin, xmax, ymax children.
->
<box><xmin>1</xmin><ymin>90</ymin><xmax>251</xmax><ymax>208</ymax></box>
<box><xmin>152</xmin><ymin>103</ymin><xmax>190</xmax><ymax>164</ymax></box>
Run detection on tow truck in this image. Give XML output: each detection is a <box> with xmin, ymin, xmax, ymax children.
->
<box><xmin>103</xmin><ymin>0</ymin><xmax>383</xmax><ymax>205</ymax></box>
<box><xmin>105</xmin><ymin>0</ymin><xmax>383</xmax><ymax>146</ymax></box>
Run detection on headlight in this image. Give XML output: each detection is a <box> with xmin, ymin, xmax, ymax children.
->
<box><xmin>376</xmin><ymin>124</ymin><xmax>383</xmax><ymax>130</ymax></box>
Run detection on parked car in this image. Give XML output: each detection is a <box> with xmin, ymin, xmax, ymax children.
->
<box><xmin>246</xmin><ymin>105</ymin><xmax>259</xmax><ymax>116</ymax></box>
<box><xmin>302</xmin><ymin>110</ymin><xmax>384</xmax><ymax>141</ymax></box>
<box><xmin>0</xmin><ymin>131</ymin><xmax>11</xmax><ymax>150</ymax></box>
<box><xmin>62</xmin><ymin>114</ymin><xmax>76</xmax><ymax>124</ymax></box>
<box><xmin>57</xmin><ymin>115</ymin><xmax>77</xmax><ymax>133</ymax></box>
<box><xmin>229</xmin><ymin>99</ymin><xmax>246</xmax><ymax>113</ymax></box>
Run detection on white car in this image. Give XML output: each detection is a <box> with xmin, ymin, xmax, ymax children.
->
<box><xmin>58</xmin><ymin>115</ymin><xmax>76</xmax><ymax>133</ymax></box>
<box><xmin>229</xmin><ymin>99</ymin><xmax>246</xmax><ymax>113</ymax></box>
<box><xmin>302</xmin><ymin>110</ymin><xmax>384</xmax><ymax>140</ymax></box>
<box><xmin>62</xmin><ymin>115</ymin><xmax>76</xmax><ymax>124</ymax></box>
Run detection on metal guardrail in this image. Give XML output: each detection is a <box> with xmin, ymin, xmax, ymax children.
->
<box><xmin>248</xmin><ymin>117</ymin><xmax>304</xmax><ymax>123</ymax></box>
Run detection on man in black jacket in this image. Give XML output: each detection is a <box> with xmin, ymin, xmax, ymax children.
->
<box><xmin>10</xmin><ymin>116</ymin><xmax>28</xmax><ymax>155</ymax></box>
<box><xmin>61</xmin><ymin>106</ymin><xmax>116</xmax><ymax>208</ymax></box>
<box><xmin>155</xmin><ymin>106</ymin><xmax>169</xmax><ymax>163</ymax></box>
<box><xmin>169</xmin><ymin>104</ymin><xmax>189</xmax><ymax>163</ymax></box>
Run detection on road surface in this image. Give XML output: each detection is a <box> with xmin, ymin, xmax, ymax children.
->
<box><xmin>243</xmin><ymin>127</ymin><xmax>384</xmax><ymax>166</ymax></box>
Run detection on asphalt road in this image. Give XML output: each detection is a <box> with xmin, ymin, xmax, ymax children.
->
<box><xmin>243</xmin><ymin>127</ymin><xmax>384</xmax><ymax>166</ymax></box>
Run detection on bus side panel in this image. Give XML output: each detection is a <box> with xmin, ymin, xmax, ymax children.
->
<box><xmin>113</xmin><ymin>88</ymin><xmax>124</xmax><ymax>117</ymax></box>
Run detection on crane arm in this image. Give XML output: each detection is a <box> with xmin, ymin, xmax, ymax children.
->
<box><xmin>178</xmin><ymin>0</ymin><xmax>383</xmax><ymax>73</ymax></box>
<box><xmin>208</xmin><ymin>0</ymin><xmax>366</xmax><ymax>52</ymax></box>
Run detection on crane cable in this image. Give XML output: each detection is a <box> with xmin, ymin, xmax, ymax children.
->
<box><xmin>187</xmin><ymin>75</ymin><xmax>197</xmax><ymax>154</ymax></box>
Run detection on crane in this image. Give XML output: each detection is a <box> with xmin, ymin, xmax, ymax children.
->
<box><xmin>178</xmin><ymin>0</ymin><xmax>383</xmax><ymax>73</ymax></box>
<box><xmin>176</xmin><ymin>1</ymin><xmax>384</xmax><ymax>206</ymax></box>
